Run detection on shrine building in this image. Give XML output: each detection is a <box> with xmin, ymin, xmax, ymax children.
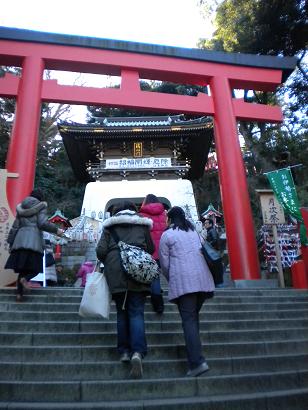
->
<box><xmin>58</xmin><ymin>115</ymin><xmax>212</xmax><ymax>182</ymax></box>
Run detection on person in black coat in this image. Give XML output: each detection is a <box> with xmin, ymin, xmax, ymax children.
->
<box><xmin>204</xmin><ymin>218</ymin><xmax>224</xmax><ymax>287</ymax></box>
<box><xmin>96</xmin><ymin>200</ymin><xmax>154</xmax><ymax>379</ymax></box>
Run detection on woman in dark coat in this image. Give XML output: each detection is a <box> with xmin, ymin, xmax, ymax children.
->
<box><xmin>5</xmin><ymin>189</ymin><xmax>65</xmax><ymax>301</ymax></box>
<box><xmin>96</xmin><ymin>200</ymin><xmax>154</xmax><ymax>379</ymax></box>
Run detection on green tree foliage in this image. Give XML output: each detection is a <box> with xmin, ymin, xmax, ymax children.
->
<box><xmin>35</xmin><ymin>104</ymin><xmax>86</xmax><ymax>218</ymax></box>
<box><xmin>197</xmin><ymin>0</ymin><xmax>308</xmax><ymax>220</ymax></box>
<box><xmin>200</xmin><ymin>0</ymin><xmax>307</xmax><ymax>55</ymax></box>
<box><xmin>87</xmin><ymin>81</ymin><xmax>207</xmax><ymax>119</ymax></box>
<box><xmin>0</xmin><ymin>67</ymin><xmax>18</xmax><ymax>168</ymax></box>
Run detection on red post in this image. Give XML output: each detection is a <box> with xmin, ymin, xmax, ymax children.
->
<box><xmin>291</xmin><ymin>260</ymin><xmax>308</xmax><ymax>289</ymax></box>
<box><xmin>55</xmin><ymin>243</ymin><xmax>61</xmax><ymax>260</ymax></box>
<box><xmin>210</xmin><ymin>76</ymin><xmax>260</xmax><ymax>280</ymax></box>
<box><xmin>300</xmin><ymin>208</ymin><xmax>308</xmax><ymax>276</ymax></box>
<box><xmin>6</xmin><ymin>56</ymin><xmax>44</xmax><ymax>213</ymax></box>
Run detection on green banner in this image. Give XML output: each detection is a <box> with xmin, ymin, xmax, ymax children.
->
<box><xmin>266</xmin><ymin>167</ymin><xmax>308</xmax><ymax>246</ymax></box>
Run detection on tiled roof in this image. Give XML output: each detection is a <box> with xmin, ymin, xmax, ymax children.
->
<box><xmin>58</xmin><ymin>115</ymin><xmax>211</xmax><ymax>131</ymax></box>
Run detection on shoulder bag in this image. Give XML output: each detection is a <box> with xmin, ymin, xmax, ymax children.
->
<box><xmin>198</xmin><ymin>234</ymin><xmax>221</xmax><ymax>285</ymax></box>
<box><xmin>109</xmin><ymin>229</ymin><xmax>159</xmax><ymax>285</ymax></box>
<box><xmin>203</xmin><ymin>240</ymin><xmax>221</xmax><ymax>262</ymax></box>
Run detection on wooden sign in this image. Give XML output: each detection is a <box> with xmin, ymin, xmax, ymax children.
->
<box><xmin>257</xmin><ymin>189</ymin><xmax>285</xmax><ymax>225</ymax></box>
<box><xmin>0</xmin><ymin>169</ymin><xmax>18</xmax><ymax>287</ymax></box>
<box><xmin>133</xmin><ymin>142</ymin><xmax>143</xmax><ymax>158</ymax></box>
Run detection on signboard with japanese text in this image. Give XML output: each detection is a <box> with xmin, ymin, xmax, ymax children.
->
<box><xmin>105</xmin><ymin>157</ymin><xmax>172</xmax><ymax>169</ymax></box>
<box><xmin>133</xmin><ymin>142</ymin><xmax>143</xmax><ymax>157</ymax></box>
<box><xmin>259</xmin><ymin>192</ymin><xmax>285</xmax><ymax>225</ymax></box>
<box><xmin>0</xmin><ymin>169</ymin><xmax>18</xmax><ymax>287</ymax></box>
<box><xmin>266</xmin><ymin>167</ymin><xmax>307</xmax><ymax>245</ymax></box>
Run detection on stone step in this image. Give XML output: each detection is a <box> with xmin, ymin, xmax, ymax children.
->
<box><xmin>1</xmin><ymin>327</ymin><xmax>308</xmax><ymax>346</ymax></box>
<box><xmin>1</xmin><ymin>390</ymin><xmax>308</xmax><ymax>410</ymax></box>
<box><xmin>0</xmin><ymin>302</ymin><xmax>308</xmax><ymax>320</ymax></box>
<box><xmin>1</xmin><ymin>287</ymin><xmax>308</xmax><ymax>408</ymax></box>
<box><xmin>1</xmin><ymin>353</ymin><xmax>308</xmax><ymax>381</ymax></box>
<box><xmin>1</xmin><ymin>338</ymin><xmax>307</xmax><ymax>362</ymax></box>
<box><xmin>1</xmin><ymin>317</ymin><xmax>308</xmax><ymax>332</ymax></box>
<box><xmin>1</xmin><ymin>388</ymin><xmax>307</xmax><ymax>410</ymax></box>
<box><xmin>0</xmin><ymin>338</ymin><xmax>308</xmax><ymax>362</ymax></box>
<box><xmin>1</xmin><ymin>287</ymin><xmax>308</xmax><ymax>299</ymax></box>
<box><xmin>1</xmin><ymin>286</ymin><xmax>307</xmax><ymax>294</ymax></box>
<box><xmin>1</xmin><ymin>309</ymin><xmax>308</xmax><ymax>322</ymax></box>
<box><xmin>1</xmin><ymin>369</ymin><xmax>307</xmax><ymax>402</ymax></box>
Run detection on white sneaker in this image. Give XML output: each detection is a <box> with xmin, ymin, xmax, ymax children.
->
<box><xmin>186</xmin><ymin>361</ymin><xmax>210</xmax><ymax>377</ymax></box>
<box><xmin>130</xmin><ymin>352</ymin><xmax>143</xmax><ymax>378</ymax></box>
<box><xmin>120</xmin><ymin>352</ymin><xmax>130</xmax><ymax>363</ymax></box>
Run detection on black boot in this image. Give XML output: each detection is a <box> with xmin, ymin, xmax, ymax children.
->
<box><xmin>151</xmin><ymin>294</ymin><xmax>164</xmax><ymax>314</ymax></box>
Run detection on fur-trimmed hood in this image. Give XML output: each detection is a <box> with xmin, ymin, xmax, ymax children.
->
<box><xmin>102</xmin><ymin>210</ymin><xmax>153</xmax><ymax>229</ymax></box>
<box><xmin>16</xmin><ymin>196</ymin><xmax>47</xmax><ymax>218</ymax></box>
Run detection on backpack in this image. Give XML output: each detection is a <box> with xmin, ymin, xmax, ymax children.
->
<box><xmin>109</xmin><ymin>229</ymin><xmax>159</xmax><ymax>285</ymax></box>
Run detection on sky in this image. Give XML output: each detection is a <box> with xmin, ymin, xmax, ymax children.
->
<box><xmin>0</xmin><ymin>0</ymin><xmax>213</xmax><ymax>48</ymax></box>
<box><xmin>0</xmin><ymin>0</ymin><xmax>214</xmax><ymax>120</ymax></box>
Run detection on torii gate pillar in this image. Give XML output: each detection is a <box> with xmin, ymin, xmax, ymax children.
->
<box><xmin>211</xmin><ymin>76</ymin><xmax>260</xmax><ymax>279</ymax></box>
<box><xmin>6</xmin><ymin>56</ymin><xmax>44</xmax><ymax>209</ymax></box>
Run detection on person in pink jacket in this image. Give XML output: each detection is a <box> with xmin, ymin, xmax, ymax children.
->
<box><xmin>139</xmin><ymin>194</ymin><xmax>167</xmax><ymax>314</ymax></box>
<box><xmin>76</xmin><ymin>261</ymin><xmax>94</xmax><ymax>287</ymax></box>
<box><xmin>159</xmin><ymin>206</ymin><xmax>215</xmax><ymax>377</ymax></box>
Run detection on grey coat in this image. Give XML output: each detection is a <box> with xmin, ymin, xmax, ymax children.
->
<box><xmin>96</xmin><ymin>210</ymin><xmax>154</xmax><ymax>295</ymax></box>
<box><xmin>9</xmin><ymin>196</ymin><xmax>58</xmax><ymax>254</ymax></box>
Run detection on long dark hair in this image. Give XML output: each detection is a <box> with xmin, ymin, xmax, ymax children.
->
<box><xmin>30</xmin><ymin>188</ymin><xmax>44</xmax><ymax>201</ymax></box>
<box><xmin>143</xmin><ymin>194</ymin><xmax>160</xmax><ymax>205</ymax></box>
<box><xmin>112</xmin><ymin>200</ymin><xmax>137</xmax><ymax>215</ymax></box>
<box><xmin>167</xmin><ymin>206</ymin><xmax>194</xmax><ymax>232</ymax></box>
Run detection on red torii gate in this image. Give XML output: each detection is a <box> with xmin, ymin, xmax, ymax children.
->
<box><xmin>0</xmin><ymin>27</ymin><xmax>297</xmax><ymax>282</ymax></box>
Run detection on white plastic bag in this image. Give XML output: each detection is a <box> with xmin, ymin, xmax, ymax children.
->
<box><xmin>78</xmin><ymin>270</ymin><xmax>111</xmax><ymax>319</ymax></box>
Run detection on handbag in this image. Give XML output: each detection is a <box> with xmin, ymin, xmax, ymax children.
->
<box><xmin>198</xmin><ymin>234</ymin><xmax>222</xmax><ymax>285</ymax></box>
<box><xmin>78</xmin><ymin>264</ymin><xmax>111</xmax><ymax>319</ymax></box>
<box><xmin>45</xmin><ymin>252</ymin><xmax>55</xmax><ymax>267</ymax></box>
<box><xmin>109</xmin><ymin>229</ymin><xmax>160</xmax><ymax>285</ymax></box>
<box><xmin>203</xmin><ymin>240</ymin><xmax>221</xmax><ymax>262</ymax></box>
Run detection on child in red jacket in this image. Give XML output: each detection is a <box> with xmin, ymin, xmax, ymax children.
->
<box><xmin>139</xmin><ymin>194</ymin><xmax>167</xmax><ymax>314</ymax></box>
<box><xmin>76</xmin><ymin>261</ymin><xmax>94</xmax><ymax>287</ymax></box>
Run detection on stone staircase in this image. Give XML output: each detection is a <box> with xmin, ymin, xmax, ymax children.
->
<box><xmin>0</xmin><ymin>287</ymin><xmax>308</xmax><ymax>409</ymax></box>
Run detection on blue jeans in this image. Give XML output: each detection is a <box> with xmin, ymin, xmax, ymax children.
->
<box><xmin>114</xmin><ymin>291</ymin><xmax>147</xmax><ymax>357</ymax></box>
<box><xmin>151</xmin><ymin>277</ymin><xmax>161</xmax><ymax>295</ymax></box>
<box><xmin>176</xmin><ymin>292</ymin><xmax>207</xmax><ymax>370</ymax></box>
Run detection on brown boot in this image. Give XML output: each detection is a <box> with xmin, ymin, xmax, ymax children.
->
<box><xmin>20</xmin><ymin>278</ymin><xmax>31</xmax><ymax>291</ymax></box>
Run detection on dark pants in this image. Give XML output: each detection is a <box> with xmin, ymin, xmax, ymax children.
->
<box><xmin>150</xmin><ymin>261</ymin><xmax>164</xmax><ymax>313</ymax></box>
<box><xmin>211</xmin><ymin>259</ymin><xmax>224</xmax><ymax>286</ymax></box>
<box><xmin>17</xmin><ymin>272</ymin><xmax>37</xmax><ymax>295</ymax></box>
<box><xmin>114</xmin><ymin>291</ymin><xmax>147</xmax><ymax>357</ymax></box>
<box><xmin>151</xmin><ymin>276</ymin><xmax>164</xmax><ymax>313</ymax></box>
<box><xmin>176</xmin><ymin>292</ymin><xmax>207</xmax><ymax>370</ymax></box>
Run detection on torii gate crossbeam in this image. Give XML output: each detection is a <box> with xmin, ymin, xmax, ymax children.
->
<box><xmin>0</xmin><ymin>27</ymin><xmax>297</xmax><ymax>282</ymax></box>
